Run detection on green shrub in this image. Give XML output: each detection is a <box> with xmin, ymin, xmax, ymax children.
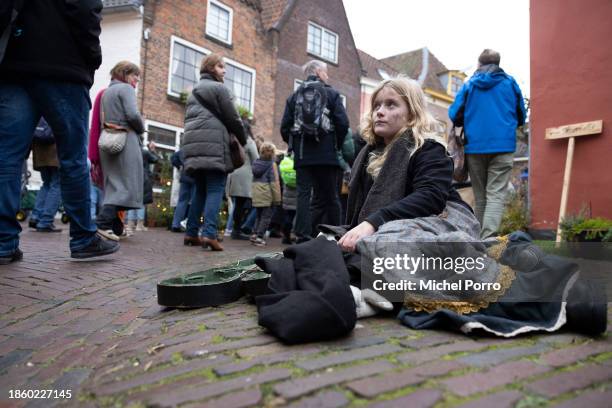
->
<box><xmin>499</xmin><ymin>193</ymin><xmax>529</xmax><ymax>235</ymax></box>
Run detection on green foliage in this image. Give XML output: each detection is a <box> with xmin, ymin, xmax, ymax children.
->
<box><xmin>148</xmin><ymin>158</ymin><xmax>174</xmax><ymax>228</ymax></box>
<box><xmin>499</xmin><ymin>192</ymin><xmax>529</xmax><ymax>235</ymax></box>
<box><xmin>179</xmin><ymin>91</ymin><xmax>189</xmax><ymax>104</ymax></box>
<box><xmin>560</xmin><ymin>207</ymin><xmax>612</xmax><ymax>242</ymax></box>
<box><xmin>237</xmin><ymin>105</ymin><xmax>252</xmax><ymax>120</ymax></box>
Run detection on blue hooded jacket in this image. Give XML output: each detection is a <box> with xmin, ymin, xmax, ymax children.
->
<box><xmin>449</xmin><ymin>65</ymin><xmax>526</xmax><ymax>154</ymax></box>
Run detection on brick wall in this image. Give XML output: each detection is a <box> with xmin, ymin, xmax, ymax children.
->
<box><xmin>139</xmin><ymin>0</ymin><xmax>276</xmax><ymax>143</ymax></box>
<box><xmin>272</xmin><ymin>0</ymin><xmax>362</xmax><ymax>148</ymax></box>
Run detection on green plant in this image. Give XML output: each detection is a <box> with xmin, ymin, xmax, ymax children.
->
<box><xmin>560</xmin><ymin>207</ymin><xmax>612</xmax><ymax>242</ymax></box>
<box><xmin>237</xmin><ymin>105</ymin><xmax>252</xmax><ymax>120</ymax></box>
<box><xmin>147</xmin><ymin>157</ymin><xmax>174</xmax><ymax>228</ymax></box>
<box><xmin>499</xmin><ymin>192</ymin><xmax>529</xmax><ymax>235</ymax></box>
<box><xmin>179</xmin><ymin>91</ymin><xmax>189</xmax><ymax>104</ymax></box>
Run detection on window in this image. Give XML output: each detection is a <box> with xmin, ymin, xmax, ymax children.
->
<box><xmin>168</xmin><ymin>37</ymin><xmax>209</xmax><ymax>97</ymax></box>
<box><xmin>206</xmin><ymin>0</ymin><xmax>233</xmax><ymax>45</ymax></box>
<box><xmin>145</xmin><ymin>121</ymin><xmax>183</xmax><ymax>193</ymax></box>
<box><xmin>145</xmin><ymin>121</ymin><xmax>182</xmax><ymax>150</ymax></box>
<box><xmin>224</xmin><ymin>59</ymin><xmax>256</xmax><ymax>113</ymax></box>
<box><xmin>307</xmin><ymin>22</ymin><xmax>338</xmax><ymax>63</ymax></box>
<box><xmin>378</xmin><ymin>69</ymin><xmax>390</xmax><ymax>80</ymax></box>
<box><xmin>450</xmin><ymin>75</ymin><xmax>463</xmax><ymax>96</ymax></box>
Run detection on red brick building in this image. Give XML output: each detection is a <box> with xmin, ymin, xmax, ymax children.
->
<box><xmin>136</xmin><ymin>0</ymin><xmax>362</xmax><ymax>153</ymax></box>
<box><xmin>529</xmin><ymin>0</ymin><xmax>612</xmax><ymax>235</ymax></box>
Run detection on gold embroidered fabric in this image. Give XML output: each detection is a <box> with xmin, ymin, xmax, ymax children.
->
<box><xmin>404</xmin><ymin>236</ymin><xmax>516</xmax><ymax>315</ymax></box>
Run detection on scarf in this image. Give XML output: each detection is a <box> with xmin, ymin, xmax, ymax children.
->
<box><xmin>88</xmin><ymin>88</ymin><xmax>105</xmax><ymax>187</ymax></box>
<box><xmin>346</xmin><ymin>130</ymin><xmax>415</xmax><ymax>227</ymax></box>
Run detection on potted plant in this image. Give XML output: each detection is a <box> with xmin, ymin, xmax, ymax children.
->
<box><xmin>560</xmin><ymin>209</ymin><xmax>612</xmax><ymax>260</ymax></box>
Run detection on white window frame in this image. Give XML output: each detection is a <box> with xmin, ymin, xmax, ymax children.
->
<box><xmin>144</xmin><ymin>120</ymin><xmax>184</xmax><ymax>193</ymax></box>
<box><xmin>167</xmin><ymin>36</ymin><xmax>211</xmax><ymax>98</ymax></box>
<box><xmin>206</xmin><ymin>0</ymin><xmax>233</xmax><ymax>45</ymax></box>
<box><xmin>223</xmin><ymin>56</ymin><xmax>257</xmax><ymax>114</ymax></box>
<box><xmin>307</xmin><ymin>21</ymin><xmax>338</xmax><ymax>64</ymax></box>
<box><xmin>144</xmin><ymin>120</ymin><xmax>183</xmax><ymax>151</ymax></box>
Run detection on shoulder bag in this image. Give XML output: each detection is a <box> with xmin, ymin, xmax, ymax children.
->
<box><xmin>447</xmin><ymin>125</ymin><xmax>469</xmax><ymax>183</ymax></box>
<box><xmin>192</xmin><ymin>91</ymin><xmax>246</xmax><ymax>169</ymax></box>
<box><xmin>98</xmin><ymin>95</ymin><xmax>128</xmax><ymax>155</ymax></box>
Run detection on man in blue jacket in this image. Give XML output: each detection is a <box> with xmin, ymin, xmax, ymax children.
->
<box><xmin>449</xmin><ymin>49</ymin><xmax>526</xmax><ymax>238</ymax></box>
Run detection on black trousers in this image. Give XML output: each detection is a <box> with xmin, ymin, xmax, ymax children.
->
<box><xmin>231</xmin><ymin>196</ymin><xmax>251</xmax><ymax>235</ymax></box>
<box><xmin>96</xmin><ymin>204</ymin><xmax>126</xmax><ymax>235</ymax></box>
<box><xmin>295</xmin><ymin>165</ymin><xmax>341</xmax><ymax>238</ymax></box>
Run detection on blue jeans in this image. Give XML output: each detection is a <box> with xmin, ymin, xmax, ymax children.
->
<box><xmin>172</xmin><ymin>180</ymin><xmax>195</xmax><ymax>229</ymax></box>
<box><xmin>90</xmin><ymin>184</ymin><xmax>104</xmax><ymax>219</ymax></box>
<box><xmin>127</xmin><ymin>207</ymin><xmax>145</xmax><ymax>221</ymax></box>
<box><xmin>241</xmin><ymin>207</ymin><xmax>257</xmax><ymax>233</ymax></box>
<box><xmin>0</xmin><ymin>79</ymin><xmax>96</xmax><ymax>255</ymax></box>
<box><xmin>186</xmin><ymin>171</ymin><xmax>226</xmax><ymax>239</ymax></box>
<box><xmin>31</xmin><ymin>166</ymin><xmax>61</xmax><ymax>228</ymax></box>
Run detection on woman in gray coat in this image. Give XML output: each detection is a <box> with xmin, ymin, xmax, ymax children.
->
<box><xmin>182</xmin><ymin>54</ymin><xmax>246</xmax><ymax>251</ymax></box>
<box><xmin>96</xmin><ymin>61</ymin><xmax>144</xmax><ymax>240</ymax></box>
<box><xmin>226</xmin><ymin>119</ymin><xmax>259</xmax><ymax>240</ymax></box>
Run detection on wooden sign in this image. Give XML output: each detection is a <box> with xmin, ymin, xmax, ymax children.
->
<box><xmin>547</xmin><ymin>119</ymin><xmax>603</xmax><ymax>244</ymax></box>
<box><xmin>545</xmin><ymin>120</ymin><xmax>603</xmax><ymax>140</ymax></box>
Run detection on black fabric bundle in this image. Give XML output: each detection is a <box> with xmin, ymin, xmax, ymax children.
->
<box><xmin>398</xmin><ymin>232</ymin><xmax>608</xmax><ymax>337</ymax></box>
<box><xmin>255</xmin><ymin>237</ymin><xmax>357</xmax><ymax>344</ymax></box>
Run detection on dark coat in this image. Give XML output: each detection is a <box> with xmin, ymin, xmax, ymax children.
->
<box><xmin>0</xmin><ymin>0</ymin><xmax>102</xmax><ymax>87</ymax></box>
<box><xmin>347</xmin><ymin>132</ymin><xmax>470</xmax><ymax>229</ymax></box>
<box><xmin>142</xmin><ymin>149</ymin><xmax>160</xmax><ymax>205</ymax></box>
<box><xmin>280</xmin><ymin>75</ymin><xmax>349</xmax><ymax>168</ymax></box>
<box><xmin>171</xmin><ymin>150</ymin><xmax>194</xmax><ymax>185</ymax></box>
<box><xmin>182</xmin><ymin>73</ymin><xmax>246</xmax><ymax>176</ymax></box>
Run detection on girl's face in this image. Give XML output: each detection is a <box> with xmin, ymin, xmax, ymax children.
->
<box><xmin>213</xmin><ymin>61</ymin><xmax>226</xmax><ymax>82</ymax></box>
<box><xmin>372</xmin><ymin>86</ymin><xmax>409</xmax><ymax>144</ymax></box>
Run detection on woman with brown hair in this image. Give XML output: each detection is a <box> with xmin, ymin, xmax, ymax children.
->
<box><xmin>95</xmin><ymin>61</ymin><xmax>145</xmax><ymax>240</ymax></box>
<box><xmin>181</xmin><ymin>53</ymin><xmax>246</xmax><ymax>251</ymax></box>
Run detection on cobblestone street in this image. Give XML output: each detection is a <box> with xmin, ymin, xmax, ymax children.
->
<box><xmin>1</xmin><ymin>228</ymin><xmax>611</xmax><ymax>407</ymax></box>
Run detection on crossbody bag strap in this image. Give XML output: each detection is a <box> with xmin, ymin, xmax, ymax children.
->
<box><xmin>101</xmin><ymin>92</ymin><xmax>128</xmax><ymax>131</ymax></box>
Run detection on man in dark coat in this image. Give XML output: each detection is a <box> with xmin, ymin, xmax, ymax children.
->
<box><xmin>280</xmin><ymin>60</ymin><xmax>349</xmax><ymax>242</ymax></box>
<box><xmin>0</xmin><ymin>0</ymin><xmax>119</xmax><ymax>263</ymax></box>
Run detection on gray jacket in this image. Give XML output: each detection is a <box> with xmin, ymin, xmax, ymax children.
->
<box><xmin>182</xmin><ymin>73</ymin><xmax>246</xmax><ymax>175</ymax></box>
<box><xmin>227</xmin><ymin>137</ymin><xmax>259</xmax><ymax>198</ymax></box>
<box><xmin>100</xmin><ymin>80</ymin><xmax>144</xmax><ymax>209</ymax></box>
<box><xmin>102</xmin><ymin>80</ymin><xmax>144</xmax><ymax>134</ymax></box>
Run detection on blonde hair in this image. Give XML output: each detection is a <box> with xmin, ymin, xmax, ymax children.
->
<box><xmin>259</xmin><ymin>142</ymin><xmax>276</xmax><ymax>160</ymax></box>
<box><xmin>361</xmin><ymin>77</ymin><xmax>443</xmax><ymax>178</ymax></box>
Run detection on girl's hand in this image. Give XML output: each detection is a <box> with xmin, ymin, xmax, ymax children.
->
<box><xmin>338</xmin><ymin>221</ymin><xmax>375</xmax><ymax>252</ymax></box>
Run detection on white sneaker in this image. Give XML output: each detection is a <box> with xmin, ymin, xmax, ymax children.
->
<box><xmin>97</xmin><ymin>229</ymin><xmax>120</xmax><ymax>241</ymax></box>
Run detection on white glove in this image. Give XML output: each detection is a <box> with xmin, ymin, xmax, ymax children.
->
<box><xmin>350</xmin><ymin>286</ymin><xmax>394</xmax><ymax>319</ymax></box>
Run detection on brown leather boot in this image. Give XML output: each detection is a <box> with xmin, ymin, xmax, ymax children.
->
<box><xmin>183</xmin><ymin>236</ymin><xmax>202</xmax><ymax>246</ymax></box>
<box><xmin>202</xmin><ymin>237</ymin><xmax>224</xmax><ymax>251</ymax></box>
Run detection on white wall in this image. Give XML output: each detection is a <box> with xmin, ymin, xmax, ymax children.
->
<box><xmin>90</xmin><ymin>9</ymin><xmax>143</xmax><ymax>104</ymax></box>
<box><xmin>27</xmin><ymin>9</ymin><xmax>143</xmax><ymax>190</ymax></box>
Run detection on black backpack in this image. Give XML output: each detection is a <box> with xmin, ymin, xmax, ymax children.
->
<box><xmin>292</xmin><ymin>80</ymin><xmax>328</xmax><ymax>141</ymax></box>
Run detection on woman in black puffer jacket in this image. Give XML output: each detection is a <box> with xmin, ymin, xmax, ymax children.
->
<box><xmin>181</xmin><ymin>54</ymin><xmax>246</xmax><ymax>251</ymax></box>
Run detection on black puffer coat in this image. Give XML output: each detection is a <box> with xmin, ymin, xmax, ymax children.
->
<box><xmin>182</xmin><ymin>73</ymin><xmax>246</xmax><ymax>176</ymax></box>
